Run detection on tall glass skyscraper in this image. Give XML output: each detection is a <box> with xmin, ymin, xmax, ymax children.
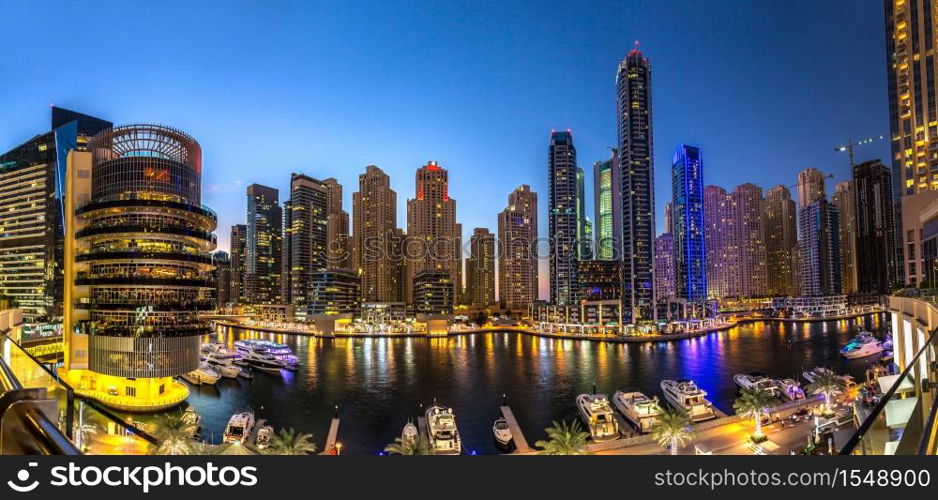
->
<box><xmin>548</xmin><ymin>131</ymin><xmax>579</xmax><ymax>306</ymax></box>
<box><xmin>246</xmin><ymin>184</ymin><xmax>283</xmax><ymax>304</ymax></box>
<box><xmin>593</xmin><ymin>149</ymin><xmax>620</xmax><ymax>260</ymax></box>
<box><xmin>671</xmin><ymin>145</ymin><xmax>707</xmax><ymax>302</ymax></box>
<box><xmin>616</xmin><ymin>44</ymin><xmax>655</xmax><ymax>321</ymax></box>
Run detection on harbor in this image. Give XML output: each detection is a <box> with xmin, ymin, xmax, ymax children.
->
<box><xmin>151</xmin><ymin>313</ymin><xmax>888</xmax><ymax>455</ymax></box>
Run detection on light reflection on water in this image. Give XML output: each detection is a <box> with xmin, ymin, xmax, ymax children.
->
<box><xmin>176</xmin><ymin>314</ymin><xmax>884</xmax><ymax>455</ymax></box>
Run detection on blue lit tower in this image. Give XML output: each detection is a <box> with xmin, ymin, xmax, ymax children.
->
<box><xmin>671</xmin><ymin>145</ymin><xmax>707</xmax><ymax>302</ymax></box>
<box><xmin>616</xmin><ymin>43</ymin><xmax>655</xmax><ymax>321</ymax></box>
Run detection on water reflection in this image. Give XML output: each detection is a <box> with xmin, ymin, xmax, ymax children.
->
<box><xmin>177</xmin><ymin>315</ymin><xmax>885</xmax><ymax>455</ymax></box>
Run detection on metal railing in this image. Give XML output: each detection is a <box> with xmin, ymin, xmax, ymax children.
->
<box><xmin>839</xmin><ymin>295</ymin><xmax>938</xmax><ymax>455</ymax></box>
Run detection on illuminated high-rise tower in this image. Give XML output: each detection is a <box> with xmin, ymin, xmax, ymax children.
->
<box><xmin>832</xmin><ymin>181</ymin><xmax>858</xmax><ymax>294</ymax></box>
<box><xmin>246</xmin><ymin>184</ymin><xmax>283</xmax><ymax>304</ymax></box>
<box><xmin>671</xmin><ymin>145</ymin><xmax>707</xmax><ymax>302</ymax></box>
<box><xmin>466</xmin><ymin>227</ymin><xmax>496</xmax><ymax>306</ymax></box>
<box><xmin>616</xmin><ymin>43</ymin><xmax>656</xmax><ymax>321</ymax></box>
<box><xmin>593</xmin><ymin>149</ymin><xmax>621</xmax><ymax>260</ymax></box>
<box><xmin>547</xmin><ymin>131</ymin><xmax>579</xmax><ymax>306</ymax></box>
<box><xmin>498</xmin><ymin>185</ymin><xmax>538</xmax><ymax>310</ymax></box>
<box><xmin>406</xmin><ymin>161</ymin><xmax>460</xmax><ymax>303</ymax></box>
<box><xmin>352</xmin><ymin>165</ymin><xmax>403</xmax><ymax>303</ymax></box>
<box><xmin>764</xmin><ymin>186</ymin><xmax>798</xmax><ymax>296</ymax></box>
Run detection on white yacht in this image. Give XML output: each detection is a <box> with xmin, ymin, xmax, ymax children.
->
<box><xmin>492</xmin><ymin>417</ymin><xmax>513</xmax><ymax>448</ymax></box>
<box><xmin>401</xmin><ymin>420</ymin><xmax>418</xmax><ymax>444</ymax></box>
<box><xmin>612</xmin><ymin>391</ymin><xmax>662</xmax><ymax>433</ymax></box>
<box><xmin>840</xmin><ymin>333</ymin><xmax>884</xmax><ymax>359</ymax></box>
<box><xmin>774</xmin><ymin>378</ymin><xmax>806</xmax><ymax>401</ymax></box>
<box><xmin>575</xmin><ymin>394</ymin><xmax>620</xmax><ymax>441</ymax></box>
<box><xmin>425</xmin><ymin>404</ymin><xmax>461</xmax><ymax>455</ymax></box>
<box><xmin>242</xmin><ymin>350</ymin><xmax>287</xmax><ymax>374</ymax></box>
<box><xmin>238</xmin><ymin>366</ymin><xmax>254</xmax><ymax>379</ymax></box>
<box><xmin>223</xmin><ymin>411</ymin><xmax>255</xmax><ymax>444</ymax></box>
<box><xmin>802</xmin><ymin>367</ymin><xmax>856</xmax><ymax>390</ymax></box>
<box><xmin>254</xmin><ymin>425</ymin><xmax>273</xmax><ymax>450</ymax></box>
<box><xmin>182</xmin><ymin>407</ymin><xmax>202</xmax><ymax>430</ymax></box>
<box><xmin>660</xmin><ymin>379</ymin><xmax>716</xmax><ymax>422</ymax></box>
<box><xmin>733</xmin><ymin>373</ymin><xmax>781</xmax><ymax>397</ymax></box>
<box><xmin>184</xmin><ymin>365</ymin><xmax>220</xmax><ymax>385</ymax></box>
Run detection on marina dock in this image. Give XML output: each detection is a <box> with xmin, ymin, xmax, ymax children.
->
<box><xmin>320</xmin><ymin>417</ymin><xmax>341</xmax><ymax>455</ymax></box>
<box><xmin>499</xmin><ymin>406</ymin><xmax>533</xmax><ymax>454</ymax></box>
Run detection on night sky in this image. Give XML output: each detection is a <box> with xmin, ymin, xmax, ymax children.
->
<box><xmin>0</xmin><ymin>0</ymin><xmax>891</xmax><ymax>298</ymax></box>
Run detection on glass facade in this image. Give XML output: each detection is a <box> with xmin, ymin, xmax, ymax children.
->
<box><xmin>671</xmin><ymin>145</ymin><xmax>707</xmax><ymax>302</ymax></box>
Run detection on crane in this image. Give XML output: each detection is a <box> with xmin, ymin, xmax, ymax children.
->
<box><xmin>834</xmin><ymin>135</ymin><xmax>887</xmax><ymax>167</ymax></box>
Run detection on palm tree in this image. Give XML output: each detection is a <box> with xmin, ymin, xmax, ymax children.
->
<box><xmin>266</xmin><ymin>427</ymin><xmax>317</xmax><ymax>455</ymax></box>
<box><xmin>534</xmin><ymin>420</ymin><xmax>591</xmax><ymax>455</ymax></box>
<box><xmin>651</xmin><ymin>408</ymin><xmax>694</xmax><ymax>455</ymax></box>
<box><xmin>384</xmin><ymin>436</ymin><xmax>430</xmax><ymax>455</ymax></box>
<box><xmin>733</xmin><ymin>387</ymin><xmax>775</xmax><ymax>439</ymax></box>
<box><xmin>73</xmin><ymin>401</ymin><xmax>100</xmax><ymax>452</ymax></box>
<box><xmin>807</xmin><ymin>370</ymin><xmax>841</xmax><ymax>414</ymax></box>
<box><xmin>149</xmin><ymin>412</ymin><xmax>197</xmax><ymax>455</ymax></box>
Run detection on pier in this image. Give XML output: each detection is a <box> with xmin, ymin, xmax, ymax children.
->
<box><xmin>320</xmin><ymin>417</ymin><xmax>341</xmax><ymax>455</ymax></box>
<box><xmin>499</xmin><ymin>406</ymin><xmax>533</xmax><ymax>454</ymax></box>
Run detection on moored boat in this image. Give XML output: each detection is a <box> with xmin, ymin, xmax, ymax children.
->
<box><xmin>774</xmin><ymin>378</ymin><xmax>806</xmax><ymax>401</ymax></box>
<box><xmin>840</xmin><ymin>333</ymin><xmax>884</xmax><ymax>359</ymax></box>
<box><xmin>223</xmin><ymin>411</ymin><xmax>256</xmax><ymax>444</ymax></box>
<box><xmin>733</xmin><ymin>373</ymin><xmax>781</xmax><ymax>397</ymax></box>
<box><xmin>425</xmin><ymin>404</ymin><xmax>461</xmax><ymax>455</ymax></box>
<box><xmin>492</xmin><ymin>417</ymin><xmax>513</xmax><ymax>449</ymax></box>
<box><xmin>254</xmin><ymin>425</ymin><xmax>273</xmax><ymax>450</ymax></box>
<box><xmin>612</xmin><ymin>391</ymin><xmax>662</xmax><ymax>433</ymax></box>
<box><xmin>575</xmin><ymin>393</ymin><xmax>620</xmax><ymax>441</ymax></box>
<box><xmin>660</xmin><ymin>379</ymin><xmax>716</xmax><ymax>422</ymax></box>
<box><xmin>401</xmin><ymin>420</ymin><xmax>418</xmax><ymax>443</ymax></box>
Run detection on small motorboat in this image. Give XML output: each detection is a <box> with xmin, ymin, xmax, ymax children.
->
<box><xmin>774</xmin><ymin>378</ymin><xmax>806</xmax><ymax>401</ymax></box>
<box><xmin>254</xmin><ymin>425</ymin><xmax>273</xmax><ymax>450</ymax></box>
<box><xmin>180</xmin><ymin>372</ymin><xmax>201</xmax><ymax>385</ymax></box>
<box><xmin>238</xmin><ymin>367</ymin><xmax>254</xmax><ymax>379</ymax></box>
<box><xmin>182</xmin><ymin>407</ymin><xmax>202</xmax><ymax>430</ymax></box>
<box><xmin>492</xmin><ymin>417</ymin><xmax>513</xmax><ymax>449</ymax></box>
<box><xmin>223</xmin><ymin>411</ymin><xmax>256</xmax><ymax>444</ymax></box>
<box><xmin>402</xmin><ymin>420</ymin><xmax>418</xmax><ymax>443</ymax></box>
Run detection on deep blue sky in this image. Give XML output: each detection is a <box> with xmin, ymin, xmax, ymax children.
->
<box><xmin>0</xmin><ymin>0</ymin><xmax>889</xmax><ymax>297</ymax></box>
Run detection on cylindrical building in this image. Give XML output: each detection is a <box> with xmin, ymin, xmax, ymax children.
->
<box><xmin>67</xmin><ymin>124</ymin><xmax>216</xmax><ymax>410</ymax></box>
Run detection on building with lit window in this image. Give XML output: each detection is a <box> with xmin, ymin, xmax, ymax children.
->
<box><xmin>406</xmin><ymin>161</ymin><xmax>460</xmax><ymax>303</ymax></box>
<box><xmin>212</xmin><ymin>250</ymin><xmax>230</xmax><ymax>307</ymax></box>
<box><xmin>764</xmin><ymin>185</ymin><xmax>798</xmax><ymax>296</ymax></box>
<box><xmin>0</xmin><ymin>107</ymin><xmax>111</xmax><ymax>321</ymax></box>
<box><xmin>498</xmin><ymin>185</ymin><xmax>538</xmax><ymax>311</ymax></box>
<box><xmin>246</xmin><ymin>184</ymin><xmax>283</xmax><ymax>304</ymax></box>
<box><xmin>654</xmin><ymin>233</ymin><xmax>675</xmax><ymax>299</ymax></box>
<box><xmin>548</xmin><ymin>131</ymin><xmax>579</xmax><ymax>306</ymax></box>
<box><xmin>286</xmin><ymin>173</ymin><xmax>328</xmax><ymax>307</ymax></box>
<box><xmin>832</xmin><ymin>181</ymin><xmax>858</xmax><ymax>294</ymax></box>
<box><xmin>352</xmin><ymin>165</ymin><xmax>403</xmax><ymax>303</ymax></box>
<box><xmin>412</xmin><ymin>269</ymin><xmax>453</xmax><ymax>314</ymax></box>
<box><xmin>704</xmin><ymin>184</ymin><xmax>768</xmax><ymax>299</ymax></box>
<box><xmin>854</xmin><ymin>159</ymin><xmax>898</xmax><ymax>293</ymax></box>
<box><xmin>229</xmin><ymin>224</ymin><xmax>246</xmax><ymax>303</ymax></box>
<box><xmin>62</xmin><ymin>124</ymin><xmax>216</xmax><ymax>411</ymax></box>
<box><xmin>671</xmin><ymin>144</ymin><xmax>707</xmax><ymax>302</ymax></box>
<box><xmin>617</xmin><ymin>44</ymin><xmax>656</xmax><ymax>321</ymax></box>
<box><xmin>308</xmin><ymin>268</ymin><xmax>361</xmax><ymax>316</ymax></box>
<box><xmin>799</xmin><ymin>198</ymin><xmax>842</xmax><ymax>297</ymax></box>
<box><xmin>576</xmin><ymin>259</ymin><xmax>622</xmax><ymax>302</ymax></box>
<box><xmin>593</xmin><ymin>149</ymin><xmax>620</xmax><ymax>260</ymax></box>
<box><xmin>466</xmin><ymin>227</ymin><xmax>495</xmax><ymax>306</ymax></box>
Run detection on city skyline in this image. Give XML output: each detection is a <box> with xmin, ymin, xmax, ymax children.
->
<box><xmin>0</xmin><ymin>1</ymin><xmax>891</xmax><ymax>301</ymax></box>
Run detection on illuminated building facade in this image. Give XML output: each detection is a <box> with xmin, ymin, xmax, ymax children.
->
<box><xmin>286</xmin><ymin>173</ymin><xmax>328</xmax><ymax>307</ymax></box>
<box><xmin>671</xmin><ymin>144</ymin><xmax>707</xmax><ymax>302</ymax></box>
<box><xmin>576</xmin><ymin>167</ymin><xmax>592</xmax><ymax>259</ymax></box>
<box><xmin>832</xmin><ymin>181</ymin><xmax>858</xmax><ymax>294</ymax></box>
<box><xmin>617</xmin><ymin>44</ymin><xmax>656</xmax><ymax>321</ymax></box>
<box><xmin>593</xmin><ymin>149</ymin><xmax>620</xmax><ymax>260</ymax></box>
<box><xmin>764</xmin><ymin>185</ymin><xmax>798</xmax><ymax>296</ymax></box>
<box><xmin>212</xmin><ymin>250</ymin><xmax>230</xmax><ymax>307</ymax></box>
<box><xmin>799</xmin><ymin>199</ymin><xmax>842</xmax><ymax>297</ymax></box>
<box><xmin>498</xmin><ymin>185</ymin><xmax>538</xmax><ymax>310</ymax></box>
<box><xmin>308</xmin><ymin>269</ymin><xmax>361</xmax><ymax>316</ymax></box>
<box><xmin>229</xmin><ymin>224</ymin><xmax>246</xmax><ymax>303</ymax></box>
<box><xmin>352</xmin><ymin>165</ymin><xmax>402</xmax><ymax>303</ymax></box>
<box><xmin>406</xmin><ymin>161</ymin><xmax>460</xmax><ymax>303</ymax></box>
<box><xmin>466</xmin><ymin>227</ymin><xmax>495</xmax><ymax>306</ymax></box>
<box><xmin>548</xmin><ymin>131</ymin><xmax>579</xmax><ymax>306</ymax></box>
<box><xmin>853</xmin><ymin>160</ymin><xmax>898</xmax><ymax>293</ymax></box>
<box><xmin>63</xmin><ymin>124</ymin><xmax>216</xmax><ymax>411</ymax></box>
<box><xmin>246</xmin><ymin>184</ymin><xmax>283</xmax><ymax>304</ymax></box>
<box><xmin>0</xmin><ymin>107</ymin><xmax>111</xmax><ymax>321</ymax></box>
<box><xmin>412</xmin><ymin>269</ymin><xmax>453</xmax><ymax>314</ymax></box>
<box><xmin>797</xmin><ymin>167</ymin><xmax>826</xmax><ymax>208</ymax></box>
<box><xmin>654</xmin><ymin>233</ymin><xmax>675</xmax><ymax>299</ymax></box>
<box><xmin>704</xmin><ymin>184</ymin><xmax>768</xmax><ymax>299</ymax></box>
<box><xmin>577</xmin><ymin>259</ymin><xmax>622</xmax><ymax>302</ymax></box>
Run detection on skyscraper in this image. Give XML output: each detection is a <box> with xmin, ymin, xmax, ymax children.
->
<box><xmin>286</xmin><ymin>173</ymin><xmax>328</xmax><ymax>307</ymax></box>
<box><xmin>654</xmin><ymin>232</ymin><xmax>675</xmax><ymax>300</ymax></box>
<box><xmin>593</xmin><ymin>149</ymin><xmax>621</xmax><ymax>260</ymax></box>
<box><xmin>799</xmin><ymin>199</ymin><xmax>842</xmax><ymax>297</ymax></box>
<box><xmin>323</xmin><ymin>177</ymin><xmax>350</xmax><ymax>270</ymax></box>
<box><xmin>671</xmin><ymin>145</ymin><xmax>707</xmax><ymax>302</ymax></box>
<box><xmin>0</xmin><ymin>107</ymin><xmax>111</xmax><ymax>320</ymax></box>
<box><xmin>406</xmin><ymin>161</ymin><xmax>460</xmax><ymax>303</ymax></box>
<box><xmin>466</xmin><ymin>228</ymin><xmax>496</xmax><ymax>306</ymax></box>
<box><xmin>547</xmin><ymin>131</ymin><xmax>579</xmax><ymax>306</ymax></box>
<box><xmin>764</xmin><ymin>185</ymin><xmax>798</xmax><ymax>296</ymax></box>
<box><xmin>576</xmin><ymin>166</ymin><xmax>592</xmax><ymax>259</ymax></box>
<box><xmin>832</xmin><ymin>181</ymin><xmax>858</xmax><ymax>294</ymax></box>
<box><xmin>213</xmin><ymin>250</ymin><xmax>231</xmax><ymax>308</ymax></box>
<box><xmin>246</xmin><ymin>184</ymin><xmax>283</xmax><ymax>304</ymax></box>
<box><xmin>229</xmin><ymin>224</ymin><xmax>247</xmax><ymax>304</ymax></box>
<box><xmin>704</xmin><ymin>184</ymin><xmax>768</xmax><ymax>299</ymax></box>
<box><xmin>617</xmin><ymin>44</ymin><xmax>656</xmax><ymax>321</ymax></box>
<box><xmin>352</xmin><ymin>165</ymin><xmax>402</xmax><ymax>303</ymax></box>
<box><xmin>498</xmin><ymin>185</ymin><xmax>538</xmax><ymax>310</ymax></box>
<box><xmin>63</xmin><ymin>124</ymin><xmax>215</xmax><ymax>410</ymax></box>
<box><xmin>854</xmin><ymin>160</ymin><xmax>898</xmax><ymax>293</ymax></box>
<box><xmin>797</xmin><ymin>167</ymin><xmax>826</xmax><ymax>208</ymax></box>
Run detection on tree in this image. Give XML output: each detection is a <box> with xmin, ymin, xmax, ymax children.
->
<box><xmin>73</xmin><ymin>401</ymin><xmax>100</xmax><ymax>452</ymax></box>
<box><xmin>651</xmin><ymin>408</ymin><xmax>694</xmax><ymax>455</ymax></box>
<box><xmin>534</xmin><ymin>420</ymin><xmax>591</xmax><ymax>455</ymax></box>
<box><xmin>266</xmin><ymin>427</ymin><xmax>317</xmax><ymax>455</ymax></box>
<box><xmin>384</xmin><ymin>436</ymin><xmax>430</xmax><ymax>455</ymax></box>
<box><xmin>149</xmin><ymin>411</ymin><xmax>198</xmax><ymax>455</ymax></box>
<box><xmin>806</xmin><ymin>370</ymin><xmax>842</xmax><ymax>414</ymax></box>
<box><xmin>733</xmin><ymin>387</ymin><xmax>775</xmax><ymax>439</ymax></box>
